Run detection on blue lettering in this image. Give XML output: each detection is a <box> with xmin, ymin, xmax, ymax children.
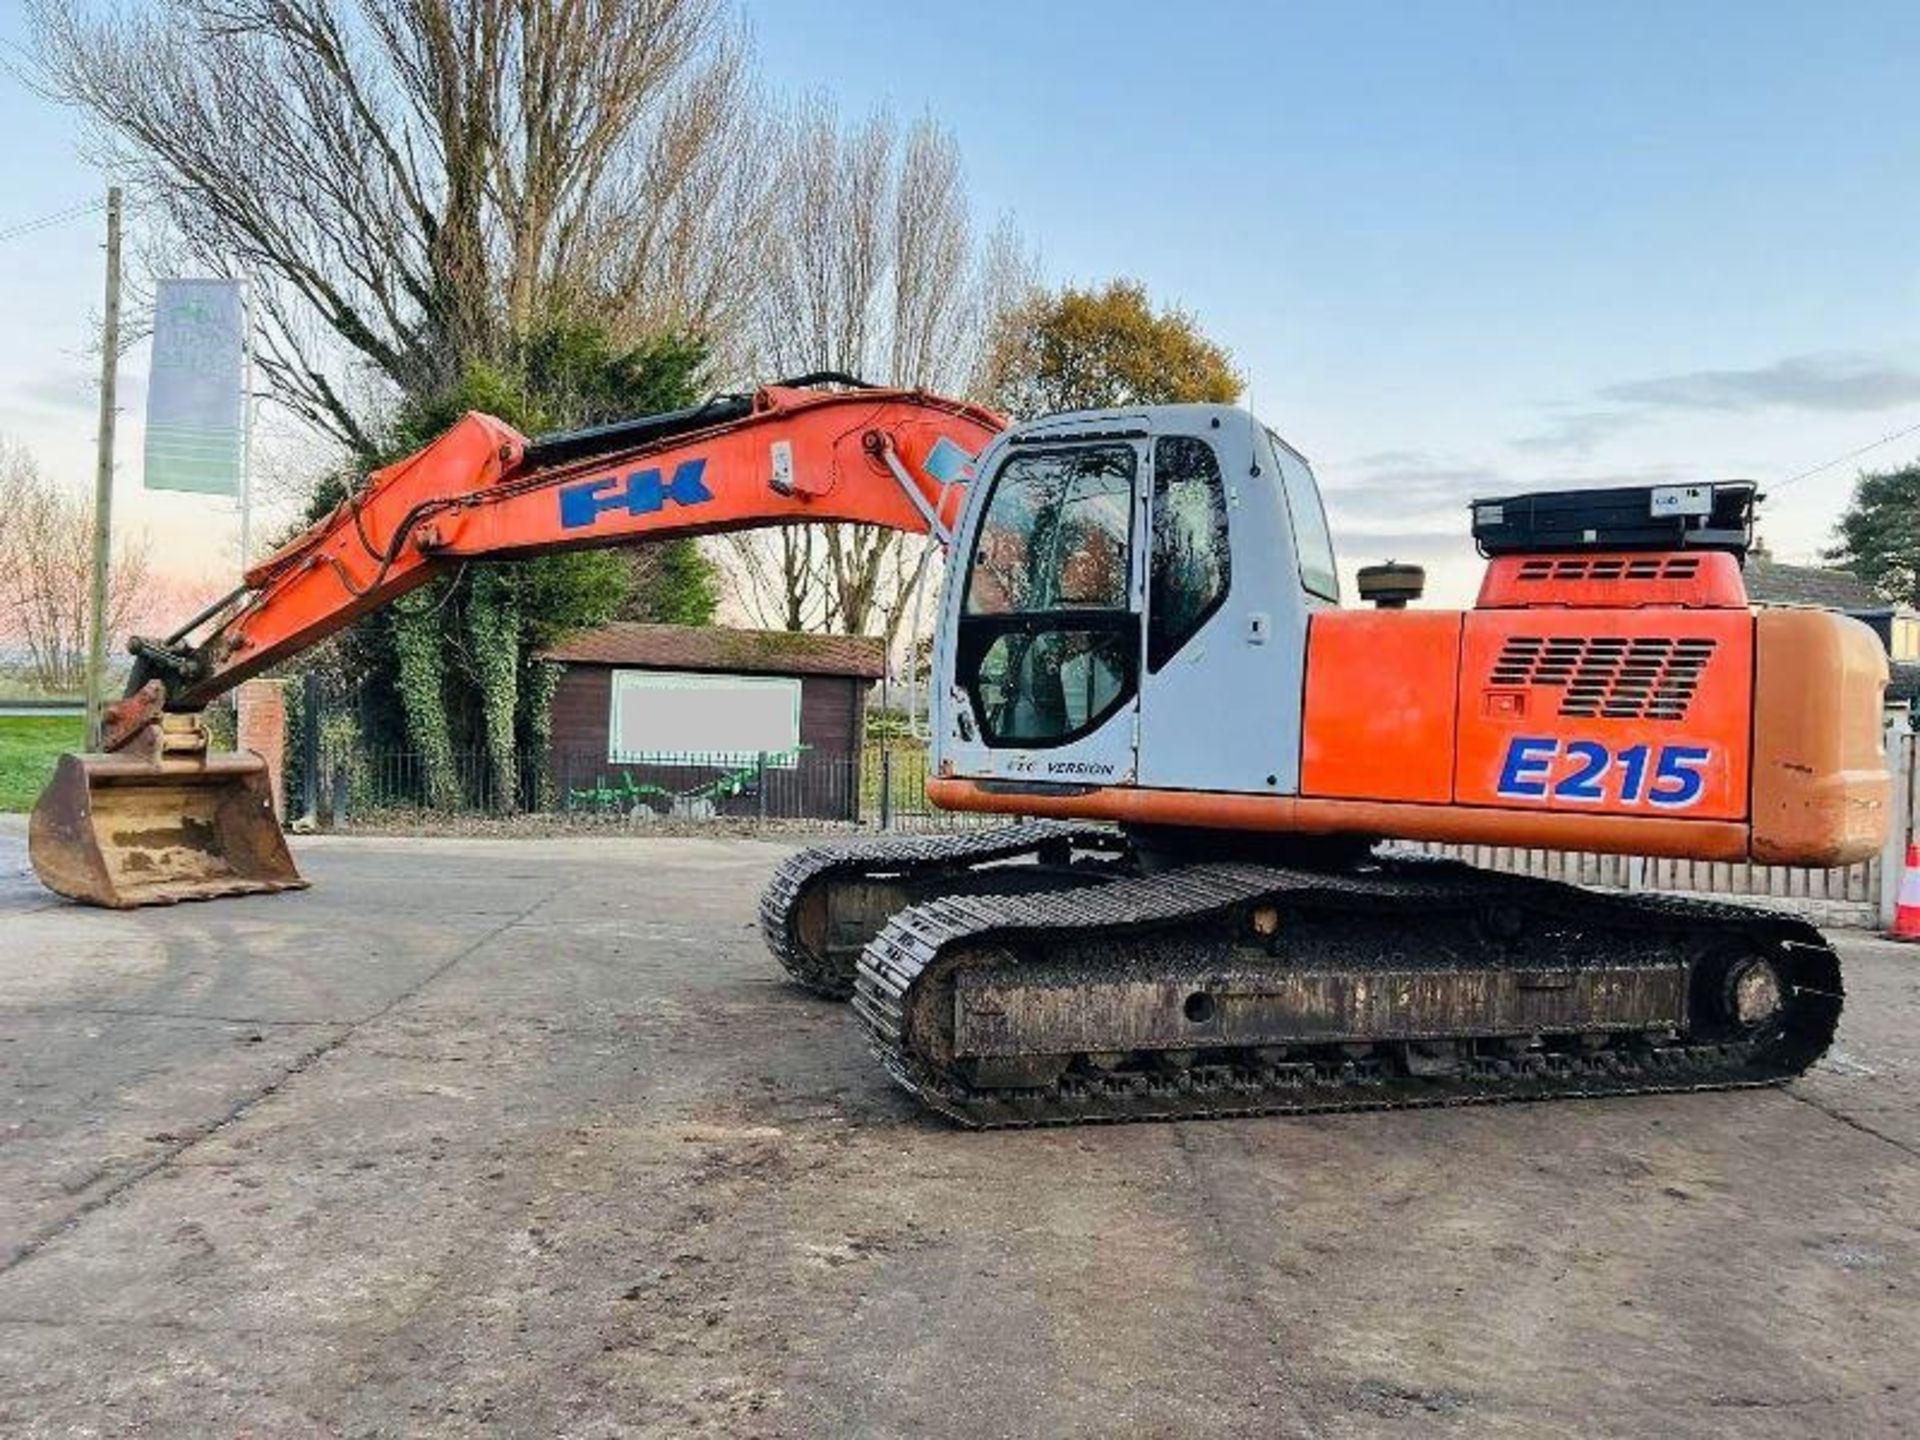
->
<box><xmin>1555</xmin><ymin>740</ymin><xmax>1609</xmax><ymax>802</ymax></box>
<box><xmin>1648</xmin><ymin>744</ymin><xmax>1710</xmax><ymax>808</ymax></box>
<box><xmin>1497</xmin><ymin>736</ymin><xmax>1555</xmax><ymax>798</ymax></box>
<box><xmin>1493</xmin><ymin>738</ymin><xmax>1715</xmax><ymax>808</ymax></box>
<box><xmin>558</xmin><ymin>457</ymin><xmax>712</xmax><ymax>529</ymax></box>
<box><xmin>559</xmin><ymin>473</ymin><xmax>624</xmax><ymax>529</ymax></box>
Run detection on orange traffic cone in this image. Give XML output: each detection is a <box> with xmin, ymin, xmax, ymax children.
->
<box><xmin>1892</xmin><ymin>843</ymin><xmax>1920</xmax><ymax>941</ymax></box>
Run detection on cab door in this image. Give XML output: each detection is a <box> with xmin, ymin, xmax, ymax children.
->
<box><xmin>937</xmin><ymin>433</ymin><xmax>1144</xmax><ymax>788</ymax></box>
<box><xmin>1133</xmin><ymin>415</ymin><xmax>1323</xmax><ymax>795</ymax></box>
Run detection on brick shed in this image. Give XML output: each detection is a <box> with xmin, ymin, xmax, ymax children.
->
<box><xmin>540</xmin><ymin>623</ymin><xmax>885</xmax><ymax>819</ymax></box>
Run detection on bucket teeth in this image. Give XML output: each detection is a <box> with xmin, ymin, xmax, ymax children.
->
<box><xmin>28</xmin><ymin>749</ymin><xmax>306</xmax><ymax>909</ymax></box>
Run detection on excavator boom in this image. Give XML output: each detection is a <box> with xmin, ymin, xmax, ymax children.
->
<box><xmin>137</xmin><ymin>380</ymin><xmax>998</xmax><ymax>711</ymax></box>
<box><xmin>31</xmin><ymin>379</ymin><xmax>1004</xmax><ymax>907</ymax></box>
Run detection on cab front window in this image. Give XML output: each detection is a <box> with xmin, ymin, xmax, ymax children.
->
<box><xmin>958</xmin><ymin>444</ymin><xmax>1138</xmax><ymax>747</ymax></box>
<box><xmin>964</xmin><ymin>446</ymin><xmax>1133</xmax><ymax>616</ymax></box>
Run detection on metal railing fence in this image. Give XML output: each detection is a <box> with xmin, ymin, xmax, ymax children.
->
<box><xmin>310</xmin><ymin>740</ymin><xmax>990</xmax><ymax>832</ymax></box>
<box><xmin>1414</xmin><ymin>842</ymin><xmax>1878</xmax><ymax>911</ymax></box>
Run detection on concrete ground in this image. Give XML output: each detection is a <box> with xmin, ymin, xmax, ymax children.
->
<box><xmin>0</xmin><ymin>817</ymin><xmax>1916</xmax><ymax>1439</ymax></box>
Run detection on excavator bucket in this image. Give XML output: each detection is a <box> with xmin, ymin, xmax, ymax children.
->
<box><xmin>29</xmin><ymin>746</ymin><xmax>305</xmax><ymax>909</ymax></box>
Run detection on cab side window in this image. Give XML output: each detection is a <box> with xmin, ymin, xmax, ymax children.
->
<box><xmin>1267</xmin><ymin>428</ymin><xmax>1340</xmax><ymax>603</ymax></box>
<box><xmin>1148</xmin><ymin>435</ymin><xmax>1231</xmax><ymax>671</ymax></box>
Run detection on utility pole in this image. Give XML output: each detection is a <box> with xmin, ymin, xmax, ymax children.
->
<box><xmin>84</xmin><ymin>186</ymin><xmax>123</xmax><ymax>751</ymax></box>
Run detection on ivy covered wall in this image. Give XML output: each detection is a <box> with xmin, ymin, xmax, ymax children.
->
<box><xmin>292</xmin><ymin>322</ymin><xmax>722</xmax><ymax>809</ymax></box>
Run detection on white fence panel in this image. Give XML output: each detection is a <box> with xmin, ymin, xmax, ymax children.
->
<box><xmin>1416</xmin><ymin>724</ymin><xmax>1912</xmax><ymax>929</ymax></box>
<box><xmin>1416</xmin><ymin>841</ymin><xmax>1880</xmax><ymax>925</ymax></box>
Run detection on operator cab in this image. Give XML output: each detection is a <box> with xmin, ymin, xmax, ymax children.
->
<box><xmin>933</xmin><ymin>405</ymin><xmax>1336</xmax><ymax>797</ymax></box>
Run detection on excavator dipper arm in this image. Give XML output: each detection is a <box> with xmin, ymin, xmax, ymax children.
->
<box><xmin>32</xmin><ymin>380</ymin><xmax>1004</xmax><ymax>907</ymax></box>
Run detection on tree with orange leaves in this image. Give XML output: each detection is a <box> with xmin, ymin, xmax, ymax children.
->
<box><xmin>982</xmin><ymin>279</ymin><xmax>1242</xmax><ymax>419</ymax></box>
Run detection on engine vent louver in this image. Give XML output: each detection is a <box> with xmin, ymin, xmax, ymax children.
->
<box><xmin>1512</xmin><ymin>555</ymin><xmax>1704</xmax><ymax>584</ymax></box>
<box><xmin>1491</xmin><ymin>635</ymin><xmax>1716</xmax><ymax>721</ymax></box>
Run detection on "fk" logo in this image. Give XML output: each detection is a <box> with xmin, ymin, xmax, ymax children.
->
<box><xmin>558</xmin><ymin>458</ymin><xmax>713</xmax><ymax>529</ymax></box>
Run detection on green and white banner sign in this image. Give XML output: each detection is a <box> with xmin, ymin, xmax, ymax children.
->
<box><xmin>144</xmin><ymin>278</ymin><xmax>245</xmax><ymax>495</ymax></box>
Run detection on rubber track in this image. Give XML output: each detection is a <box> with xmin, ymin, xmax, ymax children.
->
<box><xmin>853</xmin><ymin>857</ymin><xmax>1845</xmax><ymax>1128</ymax></box>
<box><xmin>758</xmin><ymin>822</ymin><xmax>1114</xmax><ymax>998</ymax></box>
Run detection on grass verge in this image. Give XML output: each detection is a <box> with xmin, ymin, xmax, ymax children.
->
<box><xmin>0</xmin><ymin>715</ymin><xmax>82</xmax><ymax>812</ymax></box>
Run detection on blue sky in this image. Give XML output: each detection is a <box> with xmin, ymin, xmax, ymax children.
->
<box><xmin>748</xmin><ymin>0</ymin><xmax>1920</xmax><ymax>594</ymax></box>
<box><xmin>3</xmin><ymin>1</ymin><xmax>1918</xmax><ymax>600</ymax></box>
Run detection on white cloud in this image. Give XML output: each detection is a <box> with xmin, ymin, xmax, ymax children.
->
<box><xmin>1513</xmin><ymin>351</ymin><xmax>1920</xmax><ymax>457</ymax></box>
<box><xmin>1600</xmin><ymin>353</ymin><xmax>1920</xmax><ymax>414</ymax></box>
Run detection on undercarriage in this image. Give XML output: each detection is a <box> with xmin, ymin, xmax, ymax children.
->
<box><xmin>758</xmin><ymin>822</ymin><xmax>1125</xmax><ymax>998</ymax></box>
<box><xmin>761</xmin><ymin>826</ymin><xmax>1842</xmax><ymax>1128</ymax></box>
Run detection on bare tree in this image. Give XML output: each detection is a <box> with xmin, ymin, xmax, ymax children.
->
<box><xmin>0</xmin><ymin>439</ymin><xmax>28</xmax><ymax>572</ymax></box>
<box><xmin>725</xmin><ymin>100</ymin><xmax>1036</xmax><ymax>640</ymax></box>
<box><xmin>0</xmin><ymin>442</ymin><xmax>151</xmax><ymax>694</ymax></box>
<box><xmin>724</xmin><ymin>525</ymin><xmax>831</xmax><ymax>634</ymax></box>
<box><xmin>30</xmin><ymin>0</ymin><xmax>775</xmax><ymax>454</ymax></box>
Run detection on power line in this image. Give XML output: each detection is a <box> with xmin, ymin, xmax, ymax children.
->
<box><xmin>1773</xmin><ymin>417</ymin><xmax>1920</xmax><ymax>493</ymax></box>
<box><xmin>0</xmin><ymin>198</ymin><xmax>108</xmax><ymax>245</ymax></box>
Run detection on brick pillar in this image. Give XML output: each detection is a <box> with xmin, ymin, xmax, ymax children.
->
<box><xmin>235</xmin><ymin>678</ymin><xmax>290</xmax><ymax>821</ymax></box>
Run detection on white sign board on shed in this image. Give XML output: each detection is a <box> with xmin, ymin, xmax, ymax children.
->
<box><xmin>608</xmin><ymin>670</ymin><xmax>801</xmax><ymax>765</ymax></box>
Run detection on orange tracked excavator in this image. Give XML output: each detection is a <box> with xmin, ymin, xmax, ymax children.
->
<box><xmin>31</xmin><ymin>378</ymin><xmax>1890</xmax><ymax>1126</ymax></box>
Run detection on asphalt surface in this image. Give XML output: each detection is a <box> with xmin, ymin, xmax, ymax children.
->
<box><xmin>1</xmin><ymin>817</ymin><xmax>1916</xmax><ymax>1438</ymax></box>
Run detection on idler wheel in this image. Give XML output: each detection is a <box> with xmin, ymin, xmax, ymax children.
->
<box><xmin>1725</xmin><ymin>957</ymin><xmax>1784</xmax><ymax>1030</ymax></box>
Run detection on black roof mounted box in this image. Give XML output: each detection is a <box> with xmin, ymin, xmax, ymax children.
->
<box><xmin>1470</xmin><ymin>482</ymin><xmax>1756</xmax><ymax>559</ymax></box>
